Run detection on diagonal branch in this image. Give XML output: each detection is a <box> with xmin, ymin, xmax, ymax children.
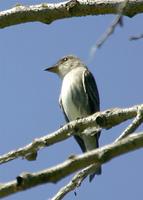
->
<box><xmin>115</xmin><ymin>105</ymin><xmax>143</xmax><ymax>142</ymax></box>
<box><xmin>0</xmin><ymin>104</ymin><xmax>142</xmax><ymax>165</ymax></box>
<box><xmin>129</xmin><ymin>33</ymin><xmax>143</xmax><ymax>40</ymax></box>
<box><xmin>0</xmin><ymin>132</ymin><xmax>143</xmax><ymax>198</ymax></box>
<box><xmin>90</xmin><ymin>0</ymin><xmax>129</xmax><ymax>56</ymax></box>
<box><xmin>0</xmin><ymin>0</ymin><xmax>143</xmax><ymax>29</ymax></box>
<box><xmin>51</xmin><ymin>164</ymin><xmax>100</xmax><ymax>200</ymax></box>
<box><xmin>52</xmin><ymin>103</ymin><xmax>143</xmax><ymax>200</ymax></box>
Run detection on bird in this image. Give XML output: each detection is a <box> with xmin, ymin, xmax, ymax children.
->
<box><xmin>45</xmin><ymin>55</ymin><xmax>101</xmax><ymax>181</ymax></box>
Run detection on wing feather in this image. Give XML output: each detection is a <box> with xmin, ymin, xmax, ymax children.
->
<box><xmin>82</xmin><ymin>69</ymin><xmax>100</xmax><ymax>113</ymax></box>
<box><xmin>82</xmin><ymin>69</ymin><xmax>100</xmax><ymax>140</ymax></box>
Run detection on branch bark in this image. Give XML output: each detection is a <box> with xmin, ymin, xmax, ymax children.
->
<box><xmin>0</xmin><ymin>0</ymin><xmax>143</xmax><ymax>29</ymax></box>
<box><xmin>0</xmin><ymin>104</ymin><xmax>142</xmax><ymax>165</ymax></box>
<box><xmin>115</xmin><ymin>105</ymin><xmax>143</xmax><ymax>142</ymax></box>
<box><xmin>90</xmin><ymin>0</ymin><xmax>129</xmax><ymax>56</ymax></box>
<box><xmin>0</xmin><ymin>132</ymin><xmax>143</xmax><ymax>198</ymax></box>
<box><xmin>51</xmin><ymin>164</ymin><xmax>100</xmax><ymax>200</ymax></box>
<box><xmin>52</xmin><ymin>103</ymin><xmax>143</xmax><ymax>200</ymax></box>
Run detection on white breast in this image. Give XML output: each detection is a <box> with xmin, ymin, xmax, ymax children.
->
<box><xmin>60</xmin><ymin>67</ymin><xmax>98</xmax><ymax>151</ymax></box>
<box><xmin>60</xmin><ymin>68</ymin><xmax>88</xmax><ymax>121</ymax></box>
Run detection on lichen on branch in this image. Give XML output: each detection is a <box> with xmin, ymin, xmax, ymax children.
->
<box><xmin>0</xmin><ymin>0</ymin><xmax>143</xmax><ymax>28</ymax></box>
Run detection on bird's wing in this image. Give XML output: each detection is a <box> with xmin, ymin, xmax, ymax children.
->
<box><xmin>82</xmin><ymin>69</ymin><xmax>100</xmax><ymax>141</ymax></box>
<box><xmin>59</xmin><ymin>96</ymin><xmax>86</xmax><ymax>152</ymax></box>
<box><xmin>82</xmin><ymin>69</ymin><xmax>100</xmax><ymax>112</ymax></box>
<box><xmin>82</xmin><ymin>69</ymin><xmax>102</xmax><ymax>180</ymax></box>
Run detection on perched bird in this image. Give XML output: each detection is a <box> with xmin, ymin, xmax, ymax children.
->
<box><xmin>45</xmin><ymin>55</ymin><xmax>101</xmax><ymax>181</ymax></box>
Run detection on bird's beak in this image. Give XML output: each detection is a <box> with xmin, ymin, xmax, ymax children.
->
<box><xmin>44</xmin><ymin>65</ymin><xmax>59</xmax><ymax>73</ymax></box>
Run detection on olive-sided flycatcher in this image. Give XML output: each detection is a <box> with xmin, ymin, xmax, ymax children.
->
<box><xmin>45</xmin><ymin>55</ymin><xmax>101</xmax><ymax>181</ymax></box>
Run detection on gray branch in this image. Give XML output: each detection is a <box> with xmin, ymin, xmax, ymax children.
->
<box><xmin>115</xmin><ymin>105</ymin><xmax>143</xmax><ymax>142</ymax></box>
<box><xmin>0</xmin><ymin>132</ymin><xmax>143</xmax><ymax>198</ymax></box>
<box><xmin>51</xmin><ymin>164</ymin><xmax>100</xmax><ymax>200</ymax></box>
<box><xmin>129</xmin><ymin>33</ymin><xmax>143</xmax><ymax>40</ymax></box>
<box><xmin>90</xmin><ymin>0</ymin><xmax>129</xmax><ymax>56</ymax></box>
<box><xmin>0</xmin><ymin>104</ymin><xmax>142</xmax><ymax>165</ymax></box>
<box><xmin>52</xmin><ymin>103</ymin><xmax>143</xmax><ymax>200</ymax></box>
<box><xmin>0</xmin><ymin>0</ymin><xmax>143</xmax><ymax>29</ymax></box>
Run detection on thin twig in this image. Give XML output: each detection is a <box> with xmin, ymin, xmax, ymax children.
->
<box><xmin>129</xmin><ymin>33</ymin><xmax>143</xmax><ymax>41</ymax></box>
<box><xmin>90</xmin><ymin>0</ymin><xmax>129</xmax><ymax>57</ymax></box>
<box><xmin>115</xmin><ymin>105</ymin><xmax>143</xmax><ymax>142</ymax></box>
<box><xmin>51</xmin><ymin>164</ymin><xmax>100</xmax><ymax>200</ymax></box>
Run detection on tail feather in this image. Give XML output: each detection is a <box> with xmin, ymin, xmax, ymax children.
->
<box><xmin>89</xmin><ymin>166</ymin><xmax>102</xmax><ymax>182</ymax></box>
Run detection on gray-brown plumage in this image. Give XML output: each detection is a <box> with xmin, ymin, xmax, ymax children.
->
<box><xmin>45</xmin><ymin>55</ymin><xmax>101</xmax><ymax>181</ymax></box>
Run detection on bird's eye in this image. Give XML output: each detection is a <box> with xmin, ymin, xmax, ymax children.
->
<box><xmin>63</xmin><ymin>57</ymin><xmax>68</xmax><ymax>61</ymax></box>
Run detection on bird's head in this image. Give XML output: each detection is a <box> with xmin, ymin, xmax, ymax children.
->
<box><xmin>44</xmin><ymin>55</ymin><xmax>85</xmax><ymax>79</ymax></box>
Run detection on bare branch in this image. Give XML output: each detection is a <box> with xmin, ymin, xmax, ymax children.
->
<box><xmin>90</xmin><ymin>0</ymin><xmax>129</xmax><ymax>56</ymax></box>
<box><xmin>51</xmin><ymin>164</ymin><xmax>100</xmax><ymax>200</ymax></box>
<box><xmin>115</xmin><ymin>105</ymin><xmax>143</xmax><ymax>142</ymax></box>
<box><xmin>129</xmin><ymin>33</ymin><xmax>143</xmax><ymax>40</ymax></box>
<box><xmin>52</xmin><ymin>104</ymin><xmax>143</xmax><ymax>200</ymax></box>
<box><xmin>0</xmin><ymin>104</ymin><xmax>142</xmax><ymax>165</ymax></box>
<box><xmin>90</xmin><ymin>15</ymin><xmax>123</xmax><ymax>57</ymax></box>
<box><xmin>0</xmin><ymin>0</ymin><xmax>143</xmax><ymax>29</ymax></box>
<box><xmin>0</xmin><ymin>132</ymin><xmax>143</xmax><ymax>198</ymax></box>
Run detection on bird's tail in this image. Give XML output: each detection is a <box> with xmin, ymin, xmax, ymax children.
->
<box><xmin>89</xmin><ymin>130</ymin><xmax>101</xmax><ymax>182</ymax></box>
<box><xmin>89</xmin><ymin>166</ymin><xmax>102</xmax><ymax>182</ymax></box>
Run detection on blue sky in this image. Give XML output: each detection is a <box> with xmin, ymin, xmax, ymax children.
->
<box><xmin>0</xmin><ymin>1</ymin><xmax>143</xmax><ymax>200</ymax></box>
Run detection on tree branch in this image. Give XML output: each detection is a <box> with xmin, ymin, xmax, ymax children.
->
<box><xmin>51</xmin><ymin>164</ymin><xmax>100</xmax><ymax>200</ymax></box>
<box><xmin>0</xmin><ymin>104</ymin><xmax>142</xmax><ymax>165</ymax></box>
<box><xmin>0</xmin><ymin>0</ymin><xmax>143</xmax><ymax>29</ymax></box>
<box><xmin>52</xmin><ymin>103</ymin><xmax>143</xmax><ymax>200</ymax></box>
<box><xmin>90</xmin><ymin>0</ymin><xmax>128</xmax><ymax>56</ymax></box>
<box><xmin>129</xmin><ymin>33</ymin><xmax>143</xmax><ymax>40</ymax></box>
<box><xmin>0</xmin><ymin>132</ymin><xmax>143</xmax><ymax>198</ymax></box>
<box><xmin>115</xmin><ymin>105</ymin><xmax>143</xmax><ymax>142</ymax></box>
